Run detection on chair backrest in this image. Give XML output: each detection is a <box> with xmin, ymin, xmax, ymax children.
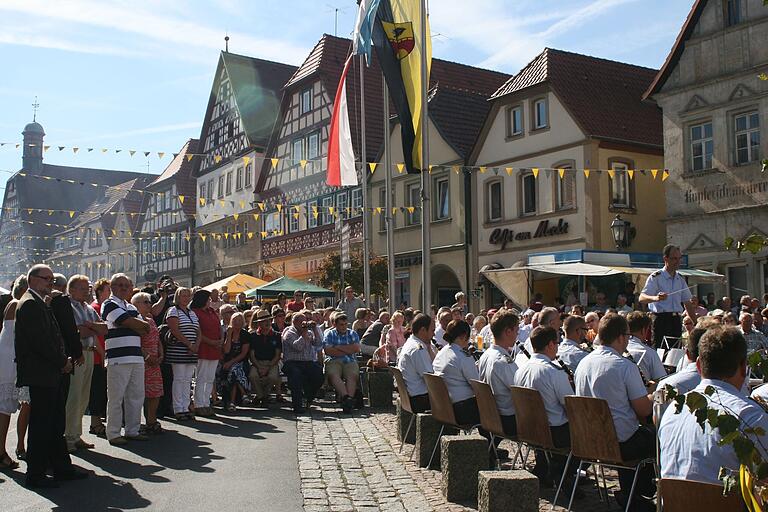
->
<box><xmin>423</xmin><ymin>373</ymin><xmax>458</xmax><ymax>426</ymax></box>
<box><xmin>510</xmin><ymin>386</ymin><xmax>555</xmax><ymax>449</ymax></box>
<box><xmin>469</xmin><ymin>379</ymin><xmax>505</xmax><ymax>437</ymax></box>
<box><xmin>564</xmin><ymin>396</ymin><xmax>623</xmax><ymax>464</ymax></box>
<box><xmin>660</xmin><ymin>478</ymin><xmax>742</xmax><ymax>512</ymax></box>
<box><xmin>389</xmin><ymin>367</ymin><xmax>413</xmax><ymax>414</ymax></box>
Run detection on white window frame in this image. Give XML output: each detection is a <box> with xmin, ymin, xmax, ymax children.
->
<box><xmin>405</xmin><ymin>182</ymin><xmax>421</xmax><ymax>226</ymax></box>
<box><xmin>289</xmin><ymin>209</ymin><xmax>300</xmax><ymax>233</ymax></box>
<box><xmin>164</xmin><ymin>189</ymin><xmax>172</xmax><ymax>210</ymax></box>
<box><xmin>307</xmin><ymin>200</ymin><xmax>318</xmax><ymax>229</ymax></box>
<box><xmin>321</xmin><ymin>196</ymin><xmax>334</xmax><ymax>226</ymax></box>
<box><xmin>199</xmin><ymin>182</ymin><xmax>206</xmax><ymax>201</ymax></box>
<box><xmin>487</xmin><ymin>180</ymin><xmax>503</xmax><ymax>222</ymax></box>
<box><xmin>300</xmin><ymin>88</ymin><xmax>312</xmax><ymax>115</ymax></box>
<box><xmin>508</xmin><ymin>105</ymin><xmax>523</xmax><ymax>137</ymax></box>
<box><xmin>225</xmin><ymin>171</ymin><xmax>233</xmax><ymax>195</ymax></box>
<box><xmin>207</xmin><ymin>179</ymin><xmax>214</xmax><ymax>201</ymax></box>
<box><xmin>555</xmin><ymin>165</ymin><xmax>575</xmax><ymax>210</ymax></box>
<box><xmin>235</xmin><ymin>166</ymin><xmax>244</xmax><ymax>191</ymax></box>
<box><xmin>244</xmin><ymin>163</ymin><xmax>252</xmax><ymax>188</ymax></box>
<box><xmin>610</xmin><ymin>163</ymin><xmax>631</xmax><ymax>208</ymax></box>
<box><xmin>351</xmin><ymin>188</ymin><xmax>363</xmax><ymax>217</ymax></box>
<box><xmin>533</xmin><ymin>98</ymin><xmax>548</xmax><ymax>130</ymax></box>
<box><xmin>690</xmin><ymin>121</ymin><xmax>713</xmax><ymax>171</ymax></box>
<box><xmin>734</xmin><ymin>111</ymin><xmax>760</xmax><ymax>165</ymax></box>
<box><xmin>520</xmin><ymin>172</ymin><xmax>537</xmax><ymax>216</ymax></box>
<box><xmin>434</xmin><ymin>176</ymin><xmax>449</xmax><ymax>220</ymax></box>
<box><xmin>337</xmin><ymin>190</ymin><xmax>349</xmax><ymax>219</ymax></box>
<box><xmin>308</xmin><ymin>132</ymin><xmax>320</xmax><ymax>161</ymax></box>
<box><xmin>217</xmin><ymin>175</ymin><xmax>225</xmax><ymax>199</ymax></box>
<box><xmin>292</xmin><ymin>138</ymin><xmax>304</xmax><ymax>167</ymax></box>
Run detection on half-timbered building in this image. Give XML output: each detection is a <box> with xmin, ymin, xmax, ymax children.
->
<box><xmin>136</xmin><ymin>139</ymin><xmax>198</xmax><ymax>287</ymax></box>
<box><xmin>193</xmin><ymin>51</ymin><xmax>296</xmax><ymax>285</ymax></box>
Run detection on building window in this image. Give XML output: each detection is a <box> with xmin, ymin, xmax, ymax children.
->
<box><xmin>225</xmin><ymin>171</ymin><xmax>232</xmax><ymax>195</ymax></box>
<box><xmin>236</xmin><ymin>166</ymin><xmax>244</xmax><ymax>190</ymax></box>
<box><xmin>321</xmin><ymin>196</ymin><xmax>334</xmax><ymax>226</ymax></box>
<box><xmin>521</xmin><ymin>172</ymin><xmax>537</xmax><ymax>215</ymax></box>
<box><xmin>68</xmin><ymin>235</ymin><xmax>77</xmax><ymax>248</ymax></box>
<box><xmin>55</xmin><ymin>239</ymin><xmax>64</xmax><ymax>250</ymax></box>
<box><xmin>164</xmin><ymin>189</ymin><xmax>172</xmax><ymax>210</ymax></box>
<box><xmin>434</xmin><ymin>177</ymin><xmax>449</xmax><ymax>220</ymax></box>
<box><xmin>300</xmin><ymin>88</ymin><xmax>312</xmax><ymax>114</ymax></box>
<box><xmin>156</xmin><ymin>192</ymin><xmax>163</xmax><ymax>213</ymax></box>
<box><xmin>734</xmin><ymin>111</ymin><xmax>760</xmax><ymax>165</ymax></box>
<box><xmin>554</xmin><ymin>165</ymin><xmax>575</xmax><ymax>210</ymax></box>
<box><xmin>533</xmin><ymin>98</ymin><xmax>548</xmax><ymax>130</ymax></box>
<box><xmin>245</xmin><ymin>163</ymin><xmax>252</xmax><ymax>188</ymax></box>
<box><xmin>289</xmin><ymin>210</ymin><xmax>300</xmax><ymax>233</ymax></box>
<box><xmin>307</xmin><ymin>200</ymin><xmax>318</xmax><ymax>229</ymax></box>
<box><xmin>308</xmin><ymin>132</ymin><xmax>320</xmax><ymax>164</ymax></box>
<box><xmin>292</xmin><ymin>138</ymin><xmax>304</xmax><ymax>167</ymax></box>
<box><xmin>379</xmin><ymin>188</ymin><xmax>387</xmax><ymax>231</ymax></box>
<box><xmin>690</xmin><ymin>121</ymin><xmax>713</xmax><ymax>171</ymax></box>
<box><xmin>487</xmin><ymin>180</ymin><xmax>502</xmax><ymax>222</ymax></box>
<box><xmin>199</xmin><ymin>182</ymin><xmax>206</xmax><ymax>201</ymax></box>
<box><xmin>265</xmin><ymin>212</ymin><xmax>281</xmax><ymax>238</ymax></box>
<box><xmin>728</xmin><ymin>265</ymin><xmax>747</xmax><ymax>303</ymax></box>
<box><xmin>405</xmin><ymin>182</ymin><xmax>421</xmax><ymax>226</ymax></box>
<box><xmin>207</xmin><ymin>179</ymin><xmax>214</xmax><ymax>201</ymax></box>
<box><xmin>726</xmin><ymin>0</ymin><xmax>741</xmax><ymax>26</ymax></box>
<box><xmin>217</xmin><ymin>175</ymin><xmax>225</xmax><ymax>198</ymax></box>
<box><xmin>337</xmin><ymin>190</ymin><xmax>349</xmax><ymax>219</ymax></box>
<box><xmin>507</xmin><ymin>105</ymin><xmax>523</xmax><ymax>137</ymax></box>
<box><xmin>351</xmin><ymin>188</ymin><xmax>363</xmax><ymax>217</ymax></box>
<box><xmin>242</xmin><ymin>222</ymin><xmax>249</xmax><ymax>244</ymax></box>
<box><xmin>609</xmin><ymin>162</ymin><xmax>635</xmax><ymax>208</ymax></box>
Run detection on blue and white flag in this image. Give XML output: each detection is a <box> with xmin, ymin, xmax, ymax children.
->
<box><xmin>352</xmin><ymin>0</ymin><xmax>382</xmax><ymax>65</ymax></box>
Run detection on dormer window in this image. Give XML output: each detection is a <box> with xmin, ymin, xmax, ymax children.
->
<box><xmin>533</xmin><ymin>98</ymin><xmax>548</xmax><ymax>130</ymax></box>
<box><xmin>301</xmin><ymin>88</ymin><xmax>312</xmax><ymax>114</ymax></box>
<box><xmin>725</xmin><ymin>0</ymin><xmax>741</xmax><ymax>26</ymax></box>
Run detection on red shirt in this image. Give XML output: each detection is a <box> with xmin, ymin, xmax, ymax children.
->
<box><xmin>286</xmin><ymin>300</ymin><xmax>304</xmax><ymax>312</ymax></box>
<box><xmin>91</xmin><ymin>301</ymin><xmax>106</xmax><ymax>366</ymax></box>
<box><xmin>194</xmin><ymin>307</ymin><xmax>223</xmax><ymax>360</ymax></box>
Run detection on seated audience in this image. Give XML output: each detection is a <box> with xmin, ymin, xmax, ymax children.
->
<box><xmin>248</xmin><ymin>309</ymin><xmax>282</xmax><ymax>407</ymax></box>
<box><xmin>282</xmin><ymin>311</ymin><xmax>324</xmax><ymax>414</ymax></box>
<box><xmin>322</xmin><ymin>313</ymin><xmax>361</xmax><ymax>414</ymax></box>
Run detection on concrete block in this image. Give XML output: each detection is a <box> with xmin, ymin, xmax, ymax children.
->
<box><xmin>415</xmin><ymin>413</ymin><xmax>458</xmax><ymax>469</ymax></box>
<box><xmin>396</xmin><ymin>398</ymin><xmax>416</xmax><ymax>444</ymax></box>
<box><xmin>365</xmin><ymin>370</ymin><xmax>394</xmax><ymax>408</ymax></box>
<box><xmin>440</xmin><ymin>435</ymin><xmax>488</xmax><ymax>503</ymax></box>
<box><xmin>477</xmin><ymin>470</ymin><xmax>539</xmax><ymax>512</ymax></box>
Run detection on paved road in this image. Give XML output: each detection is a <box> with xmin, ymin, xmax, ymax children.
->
<box><xmin>2</xmin><ymin>407</ymin><xmax>303</xmax><ymax>512</ymax></box>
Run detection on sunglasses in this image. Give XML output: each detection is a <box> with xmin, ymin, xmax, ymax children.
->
<box><xmin>31</xmin><ymin>274</ymin><xmax>54</xmax><ymax>282</ymax></box>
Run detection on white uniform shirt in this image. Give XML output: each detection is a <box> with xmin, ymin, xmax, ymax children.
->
<box><xmin>432</xmin><ymin>343</ymin><xmax>478</xmax><ymax>404</ymax></box>
<box><xmin>574</xmin><ymin>345</ymin><xmax>647</xmax><ymax>442</ymax></box>
<box><xmin>434</xmin><ymin>325</ymin><xmax>447</xmax><ymax>348</ymax></box>
<box><xmin>661</xmin><ymin>361</ymin><xmax>700</xmax><ymax>395</ymax></box>
<box><xmin>518</xmin><ymin>323</ymin><xmax>532</xmax><ymax>344</ymax></box>
<box><xmin>396</xmin><ymin>334</ymin><xmax>433</xmax><ymax>397</ymax></box>
<box><xmin>478</xmin><ymin>344</ymin><xmax>517</xmax><ymax>416</ymax></box>
<box><xmin>659</xmin><ymin>379</ymin><xmax>768</xmax><ymax>484</ymax></box>
<box><xmin>641</xmin><ymin>268</ymin><xmax>692</xmax><ymax>313</ymax></box>
<box><xmin>557</xmin><ymin>338</ymin><xmax>588</xmax><ymax>373</ymax></box>
<box><xmin>514</xmin><ymin>353</ymin><xmax>571</xmax><ymax>426</ymax></box>
<box><xmin>626</xmin><ymin>336</ymin><xmax>667</xmax><ymax>381</ymax></box>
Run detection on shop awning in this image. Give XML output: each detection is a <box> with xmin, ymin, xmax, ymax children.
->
<box><xmin>244</xmin><ymin>276</ymin><xmax>336</xmax><ymax>299</ymax></box>
<box><xmin>203</xmin><ymin>273</ymin><xmax>268</xmax><ymax>296</ymax></box>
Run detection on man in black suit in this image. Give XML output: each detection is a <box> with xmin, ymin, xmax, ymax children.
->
<box><xmin>49</xmin><ymin>274</ymin><xmax>83</xmax><ymax>402</ymax></box>
<box><xmin>15</xmin><ymin>264</ymin><xmax>87</xmax><ymax>488</ymax></box>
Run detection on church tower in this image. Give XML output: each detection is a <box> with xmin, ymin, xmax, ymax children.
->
<box><xmin>22</xmin><ymin>120</ymin><xmax>45</xmax><ymax>172</ymax></box>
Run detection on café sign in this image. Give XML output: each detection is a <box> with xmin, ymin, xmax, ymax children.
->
<box><xmin>489</xmin><ymin>218</ymin><xmax>569</xmax><ymax>250</ymax></box>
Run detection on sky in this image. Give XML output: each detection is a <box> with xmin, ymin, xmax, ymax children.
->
<box><xmin>0</xmin><ymin>0</ymin><xmax>693</xmax><ymax>191</ymax></box>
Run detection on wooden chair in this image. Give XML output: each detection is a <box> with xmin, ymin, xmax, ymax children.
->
<box><xmin>389</xmin><ymin>367</ymin><xmax>420</xmax><ymax>457</ymax></box>
<box><xmin>469</xmin><ymin>379</ymin><xmax>522</xmax><ymax>470</ymax></box>
<box><xmin>423</xmin><ymin>373</ymin><xmax>478</xmax><ymax>469</ymax></box>
<box><xmin>660</xmin><ymin>478</ymin><xmax>743</xmax><ymax>511</ymax></box>
<box><xmin>564</xmin><ymin>396</ymin><xmax>657</xmax><ymax>512</ymax></box>
<box><xmin>509</xmin><ymin>386</ymin><xmax>572</xmax><ymax>506</ymax></box>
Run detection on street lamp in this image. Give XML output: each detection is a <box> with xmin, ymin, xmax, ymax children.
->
<box><xmin>215</xmin><ymin>263</ymin><xmax>223</xmax><ymax>280</ymax></box>
<box><xmin>610</xmin><ymin>214</ymin><xmax>634</xmax><ymax>249</ymax></box>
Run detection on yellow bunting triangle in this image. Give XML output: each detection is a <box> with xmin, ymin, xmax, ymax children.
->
<box><xmin>15</xmin><ymin>144</ymin><xmax>20</xmax><ymax>148</ymax></box>
<box><xmin>261</xmin><ymin>231</ymin><xmax>268</xmax><ymax>238</ymax></box>
<box><xmin>428</xmin><ymin>165</ymin><xmax>433</xmax><ymax>174</ymax></box>
<box><xmin>300</xmin><ymin>159</ymin><xmax>307</xmax><ymax>169</ymax></box>
<box><xmin>199</xmin><ymin>198</ymin><xmax>206</xmax><ymax>206</ymax></box>
<box><xmin>396</xmin><ymin>163</ymin><xmax>405</xmax><ymax>173</ymax></box>
<box><xmin>293</xmin><ymin>212</ymin><xmax>299</xmax><ymax>219</ymax></box>
<box><xmin>558</xmin><ymin>168</ymin><xmax>565</xmax><ymax>179</ymax></box>
<box><xmin>368</xmin><ymin>162</ymin><xmax>377</xmax><ymax>173</ymax></box>
<box><xmin>311</xmin><ymin>206</ymin><xmax>319</xmax><ymax>219</ymax></box>
<box><xmin>253</xmin><ymin>213</ymin><xmax>260</xmax><ymax>221</ymax></box>
<box><xmin>219</xmin><ymin>200</ymin><xmax>226</xmax><ymax>207</ymax></box>
<box><xmin>243</xmin><ymin>156</ymin><xmax>251</xmax><ymax>166</ymax></box>
<box><xmin>271</xmin><ymin>158</ymin><xmax>279</xmax><ymax>169</ymax></box>
<box><xmin>650</xmin><ymin>169</ymin><xmax>658</xmax><ymax>179</ymax></box>
<box><xmin>178</xmin><ymin>195</ymin><xmax>185</xmax><ymax>204</ymax></box>
<box><xmin>453</xmin><ymin>165</ymin><xmax>461</xmax><ymax>174</ymax></box>
<box><xmin>72</xmin><ymin>147</ymin><xmax>79</xmax><ymax>154</ymax></box>
<box><xmin>184</xmin><ymin>234</ymin><xmax>190</xmax><ymax>242</ymax></box>
<box><xmin>101</xmin><ymin>148</ymin><xmax>108</xmax><ymax>153</ymax></box>
<box><xmin>257</xmin><ymin>202</ymin><xmax>265</xmax><ymax>211</ymax></box>
<box><xmin>293</xmin><ymin>205</ymin><xmax>301</xmax><ymax>213</ymax></box>
<box><xmin>214</xmin><ymin>155</ymin><xmax>222</xmax><ymax>164</ymax></box>
<box><xmin>607</xmin><ymin>169</ymin><xmax>615</xmax><ymax>179</ymax></box>
<box><xmin>392</xmin><ymin>207</ymin><xmax>398</xmax><ymax>216</ymax></box>
<box><xmin>662</xmin><ymin>170</ymin><xmax>670</xmax><ymax>181</ymax></box>
<box><xmin>584</xmin><ymin>169</ymin><xmax>590</xmax><ymax>178</ymax></box>
<box><xmin>505</xmin><ymin>167</ymin><xmax>513</xmax><ymax>176</ymax></box>
<box><xmin>158</xmin><ymin>152</ymin><xmax>165</xmax><ymax>159</ymax></box>
<box><xmin>628</xmin><ymin>170</ymin><xmax>635</xmax><ymax>180</ymax></box>
<box><xmin>479</xmin><ymin>166</ymin><xmax>486</xmax><ymax>174</ymax></box>
<box><xmin>69</xmin><ymin>211</ymin><xmax>75</xmax><ymax>218</ymax></box>
<box><xmin>328</xmin><ymin>207</ymin><xmax>335</xmax><ymax>216</ymax></box>
<box><xmin>186</xmin><ymin>154</ymin><xmax>193</xmax><ymax>162</ymax></box>
<box><xmin>44</xmin><ymin>145</ymin><xmax>50</xmax><ymax>152</ymax></box>
<box><xmin>233</xmin><ymin>213</ymin><xmax>239</xmax><ymax>220</ymax></box>
<box><xmin>129</xmin><ymin>150</ymin><xmax>136</xmax><ymax>156</ymax></box>
<box><xmin>201</xmin><ymin>234</ymin><xmax>207</xmax><ymax>242</ymax></box>
<box><xmin>532</xmin><ymin>168</ymin><xmax>539</xmax><ymax>178</ymax></box>
<box><xmin>406</xmin><ymin>206</ymin><xmax>415</xmax><ymax>214</ymax></box>
<box><xmin>223</xmin><ymin>233</ymin><xmax>229</xmax><ymax>239</ymax></box>
<box><xmin>247</xmin><ymin>232</ymin><xmax>254</xmax><ymax>239</ymax></box>
<box><xmin>144</xmin><ymin>151</ymin><xmax>150</xmax><ymax>157</ymax></box>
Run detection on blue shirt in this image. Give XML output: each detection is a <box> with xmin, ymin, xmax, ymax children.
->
<box><xmin>659</xmin><ymin>379</ymin><xmax>768</xmax><ymax>484</ymax></box>
<box><xmin>641</xmin><ymin>268</ymin><xmax>692</xmax><ymax>313</ymax></box>
<box><xmin>323</xmin><ymin>328</ymin><xmax>360</xmax><ymax>364</ymax></box>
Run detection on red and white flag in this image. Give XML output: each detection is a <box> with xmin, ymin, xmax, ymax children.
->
<box><xmin>326</xmin><ymin>56</ymin><xmax>358</xmax><ymax>187</ymax></box>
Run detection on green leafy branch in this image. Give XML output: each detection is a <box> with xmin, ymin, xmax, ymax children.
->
<box><xmin>725</xmin><ymin>234</ymin><xmax>768</xmax><ymax>256</ymax></box>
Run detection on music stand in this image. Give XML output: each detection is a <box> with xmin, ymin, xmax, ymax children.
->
<box><xmin>662</xmin><ymin>336</ymin><xmax>682</xmax><ymax>351</ymax></box>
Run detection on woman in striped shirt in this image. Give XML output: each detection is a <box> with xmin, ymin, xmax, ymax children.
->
<box><xmin>165</xmin><ymin>287</ymin><xmax>199</xmax><ymax>421</ymax></box>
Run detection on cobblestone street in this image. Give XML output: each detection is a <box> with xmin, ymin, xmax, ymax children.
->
<box><xmin>297</xmin><ymin>401</ymin><xmax>624</xmax><ymax>512</ymax></box>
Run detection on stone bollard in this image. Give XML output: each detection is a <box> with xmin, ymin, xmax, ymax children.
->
<box><xmin>477</xmin><ymin>470</ymin><xmax>539</xmax><ymax>512</ymax></box>
<box><xmin>366</xmin><ymin>369</ymin><xmax>394</xmax><ymax>408</ymax></box>
<box><xmin>440</xmin><ymin>435</ymin><xmax>488</xmax><ymax>503</ymax></box>
<box><xmin>415</xmin><ymin>414</ymin><xmax>458</xmax><ymax>469</ymax></box>
<box><xmin>396</xmin><ymin>398</ymin><xmax>416</xmax><ymax>444</ymax></box>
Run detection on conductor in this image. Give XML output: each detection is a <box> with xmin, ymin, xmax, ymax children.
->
<box><xmin>639</xmin><ymin>245</ymin><xmax>697</xmax><ymax>348</ymax></box>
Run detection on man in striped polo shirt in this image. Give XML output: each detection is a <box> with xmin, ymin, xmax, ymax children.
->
<box><xmin>102</xmin><ymin>274</ymin><xmax>150</xmax><ymax>445</ymax></box>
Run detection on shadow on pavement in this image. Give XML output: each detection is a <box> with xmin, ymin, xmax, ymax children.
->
<box><xmin>75</xmin><ymin>449</ymin><xmax>170</xmax><ymax>482</ymax></box>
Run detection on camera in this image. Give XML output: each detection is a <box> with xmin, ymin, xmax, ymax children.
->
<box><xmin>302</xmin><ymin>321</ymin><xmax>316</xmax><ymax>329</ymax></box>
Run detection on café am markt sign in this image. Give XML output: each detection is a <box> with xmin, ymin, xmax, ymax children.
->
<box><xmin>489</xmin><ymin>218</ymin><xmax>569</xmax><ymax>250</ymax></box>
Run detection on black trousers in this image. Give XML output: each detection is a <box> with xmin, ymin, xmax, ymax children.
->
<box><xmin>501</xmin><ymin>414</ymin><xmax>517</xmax><ymax>437</ymax></box>
<box><xmin>27</xmin><ymin>383</ymin><xmax>73</xmax><ymax>480</ymax></box>
<box><xmin>618</xmin><ymin>425</ymin><xmax>656</xmax><ymax>498</ymax></box>
<box><xmin>409</xmin><ymin>393</ymin><xmax>430</xmax><ymax>414</ymax></box>
<box><xmin>88</xmin><ymin>363</ymin><xmax>107</xmax><ymax>416</ymax></box>
<box><xmin>158</xmin><ymin>363</ymin><xmax>174</xmax><ymax>417</ymax></box>
<box><xmin>452</xmin><ymin>397</ymin><xmax>480</xmax><ymax>426</ymax></box>
<box><xmin>533</xmin><ymin>423</ymin><xmax>577</xmax><ymax>483</ymax></box>
<box><xmin>283</xmin><ymin>361</ymin><xmax>324</xmax><ymax>409</ymax></box>
<box><xmin>652</xmin><ymin>312</ymin><xmax>682</xmax><ymax>349</ymax></box>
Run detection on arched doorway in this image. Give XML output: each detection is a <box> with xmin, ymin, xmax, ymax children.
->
<box><xmin>432</xmin><ymin>264</ymin><xmax>461</xmax><ymax>308</ymax></box>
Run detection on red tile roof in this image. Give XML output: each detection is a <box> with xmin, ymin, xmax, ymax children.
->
<box><xmin>149</xmin><ymin>138</ymin><xmax>199</xmax><ymax>218</ymax></box>
<box><xmin>492</xmin><ymin>48</ymin><xmax>663</xmax><ymax>147</ymax></box>
<box><xmin>643</xmin><ymin>0</ymin><xmax>705</xmax><ymax>99</ymax></box>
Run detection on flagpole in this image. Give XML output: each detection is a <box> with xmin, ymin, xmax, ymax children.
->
<box><xmin>419</xmin><ymin>0</ymin><xmax>431</xmax><ymax>311</ymax></box>
<box><xmin>383</xmin><ymin>74</ymin><xmax>396</xmax><ymax>311</ymax></box>
<box><xmin>359</xmin><ymin>55</ymin><xmax>372</xmax><ymax>307</ymax></box>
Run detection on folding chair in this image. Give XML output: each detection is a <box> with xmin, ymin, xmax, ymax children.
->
<box><xmin>659</xmin><ymin>478</ymin><xmax>742</xmax><ymax>511</ymax></box>
<box><xmin>564</xmin><ymin>396</ymin><xmax>656</xmax><ymax>512</ymax></box>
<box><xmin>509</xmin><ymin>386</ymin><xmax>572</xmax><ymax>507</ymax></box>
<box><xmin>423</xmin><ymin>373</ymin><xmax>478</xmax><ymax>469</ymax></box>
<box><xmin>389</xmin><ymin>367</ymin><xmax>420</xmax><ymax>457</ymax></box>
<box><xmin>468</xmin><ymin>379</ymin><xmax>522</xmax><ymax>470</ymax></box>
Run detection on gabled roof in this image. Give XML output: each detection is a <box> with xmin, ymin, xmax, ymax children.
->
<box><xmin>149</xmin><ymin>138</ymin><xmax>199</xmax><ymax>218</ymax></box>
<box><xmin>490</xmin><ymin>48</ymin><xmax>662</xmax><ymax>147</ymax></box>
<box><xmin>67</xmin><ymin>176</ymin><xmax>154</xmax><ymax>235</ymax></box>
<box><xmin>643</xmin><ymin>0</ymin><xmax>705</xmax><ymax>99</ymax></box>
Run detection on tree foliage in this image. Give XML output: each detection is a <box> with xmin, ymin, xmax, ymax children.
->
<box><xmin>315</xmin><ymin>251</ymin><xmax>390</xmax><ymax>299</ymax></box>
